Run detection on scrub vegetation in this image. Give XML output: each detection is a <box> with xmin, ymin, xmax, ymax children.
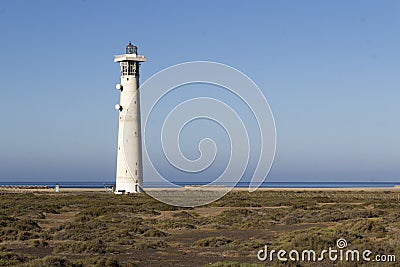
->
<box><xmin>0</xmin><ymin>190</ymin><xmax>399</xmax><ymax>266</ymax></box>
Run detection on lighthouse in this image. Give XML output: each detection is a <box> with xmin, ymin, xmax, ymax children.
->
<box><xmin>114</xmin><ymin>42</ymin><xmax>146</xmax><ymax>194</ymax></box>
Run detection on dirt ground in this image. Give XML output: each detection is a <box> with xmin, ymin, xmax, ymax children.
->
<box><xmin>0</xmin><ymin>190</ymin><xmax>399</xmax><ymax>266</ymax></box>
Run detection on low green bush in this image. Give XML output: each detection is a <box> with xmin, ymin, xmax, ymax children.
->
<box><xmin>194</xmin><ymin>236</ymin><xmax>234</xmax><ymax>247</ymax></box>
<box><xmin>0</xmin><ymin>251</ymin><xmax>28</xmax><ymax>266</ymax></box>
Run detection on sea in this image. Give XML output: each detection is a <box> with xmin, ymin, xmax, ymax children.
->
<box><xmin>0</xmin><ymin>181</ymin><xmax>399</xmax><ymax>189</ymax></box>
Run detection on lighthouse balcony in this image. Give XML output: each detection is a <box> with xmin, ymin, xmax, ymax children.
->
<box><xmin>114</xmin><ymin>54</ymin><xmax>146</xmax><ymax>63</ymax></box>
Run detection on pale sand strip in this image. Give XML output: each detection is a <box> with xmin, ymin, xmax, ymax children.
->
<box><xmin>1</xmin><ymin>187</ymin><xmax>400</xmax><ymax>193</ymax></box>
<box><xmin>0</xmin><ymin>188</ymin><xmax>106</xmax><ymax>193</ymax></box>
<box><xmin>232</xmin><ymin>187</ymin><xmax>400</xmax><ymax>192</ymax></box>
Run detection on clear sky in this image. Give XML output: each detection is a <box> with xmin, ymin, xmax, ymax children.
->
<box><xmin>0</xmin><ymin>0</ymin><xmax>399</xmax><ymax>183</ymax></box>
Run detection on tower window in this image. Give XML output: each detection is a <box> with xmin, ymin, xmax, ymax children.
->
<box><xmin>128</xmin><ymin>62</ymin><xmax>137</xmax><ymax>76</ymax></box>
<box><xmin>121</xmin><ymin>62</ymin><xmax>128</xmax><ymax>76</ymax></box>
<box><xmin>120</xmin><ymin>62</ymin><xmax>139</xmax><ymax>77</ymax></box>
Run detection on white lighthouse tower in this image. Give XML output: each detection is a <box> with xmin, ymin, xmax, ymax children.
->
<box><xmin>114</xmin><ymin>42</ymin><xmax>146</xmax><ymax>194</ymax></box>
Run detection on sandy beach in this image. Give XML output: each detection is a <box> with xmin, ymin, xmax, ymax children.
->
<box><xmin>2</xmin><ymin>186</ymin><xmax>400</xmax><ymax>193</ymax></box>
<box><xmin>0</xmin><ymin>187</ymin><xmax>106</xmax><ymax>193</ymax></box>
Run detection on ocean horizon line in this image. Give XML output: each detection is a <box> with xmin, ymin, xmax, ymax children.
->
<box><xmin>0</xmin><ymin>181</ymin><xmax>399</xmax><ymax>189</ymax></box>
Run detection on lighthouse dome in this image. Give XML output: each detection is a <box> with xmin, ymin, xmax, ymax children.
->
<box><xmin>126</xmin><ymin>42</ymin><xmax>137</xmax><ymax>54</ymax></box>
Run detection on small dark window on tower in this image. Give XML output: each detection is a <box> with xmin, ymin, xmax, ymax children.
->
<box><xmin>128</xmin><ymin>62</ymin><xmax>137</xmax><ymax>75</ymax></box>
<box><xmin>121</xmin><ymin>62</ymin><xmax>128</xmax><ymax>75</ymax></box>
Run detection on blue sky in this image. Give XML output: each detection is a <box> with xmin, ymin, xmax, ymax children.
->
<box><xmin>0</xmin><ymin>1</ymin><xmax>399</xmax><ymax>183</ymax></box>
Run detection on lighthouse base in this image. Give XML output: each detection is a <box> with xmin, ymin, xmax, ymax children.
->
<box><xmin>115</xmin><ymin>176</ymin><xmax>142</xmax><ymax>194</ymax></box>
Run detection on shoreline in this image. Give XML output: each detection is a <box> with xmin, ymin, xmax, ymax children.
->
<box><xmin>1</xmin><ymin>187</ymin><xmax>400</xmax><ymax>193</ymax></box>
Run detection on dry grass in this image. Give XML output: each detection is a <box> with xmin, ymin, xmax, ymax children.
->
<box><xmin>0</xmin><ymin>190</ymin><xmax>399</xmax><ymax>266</ymax></box>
